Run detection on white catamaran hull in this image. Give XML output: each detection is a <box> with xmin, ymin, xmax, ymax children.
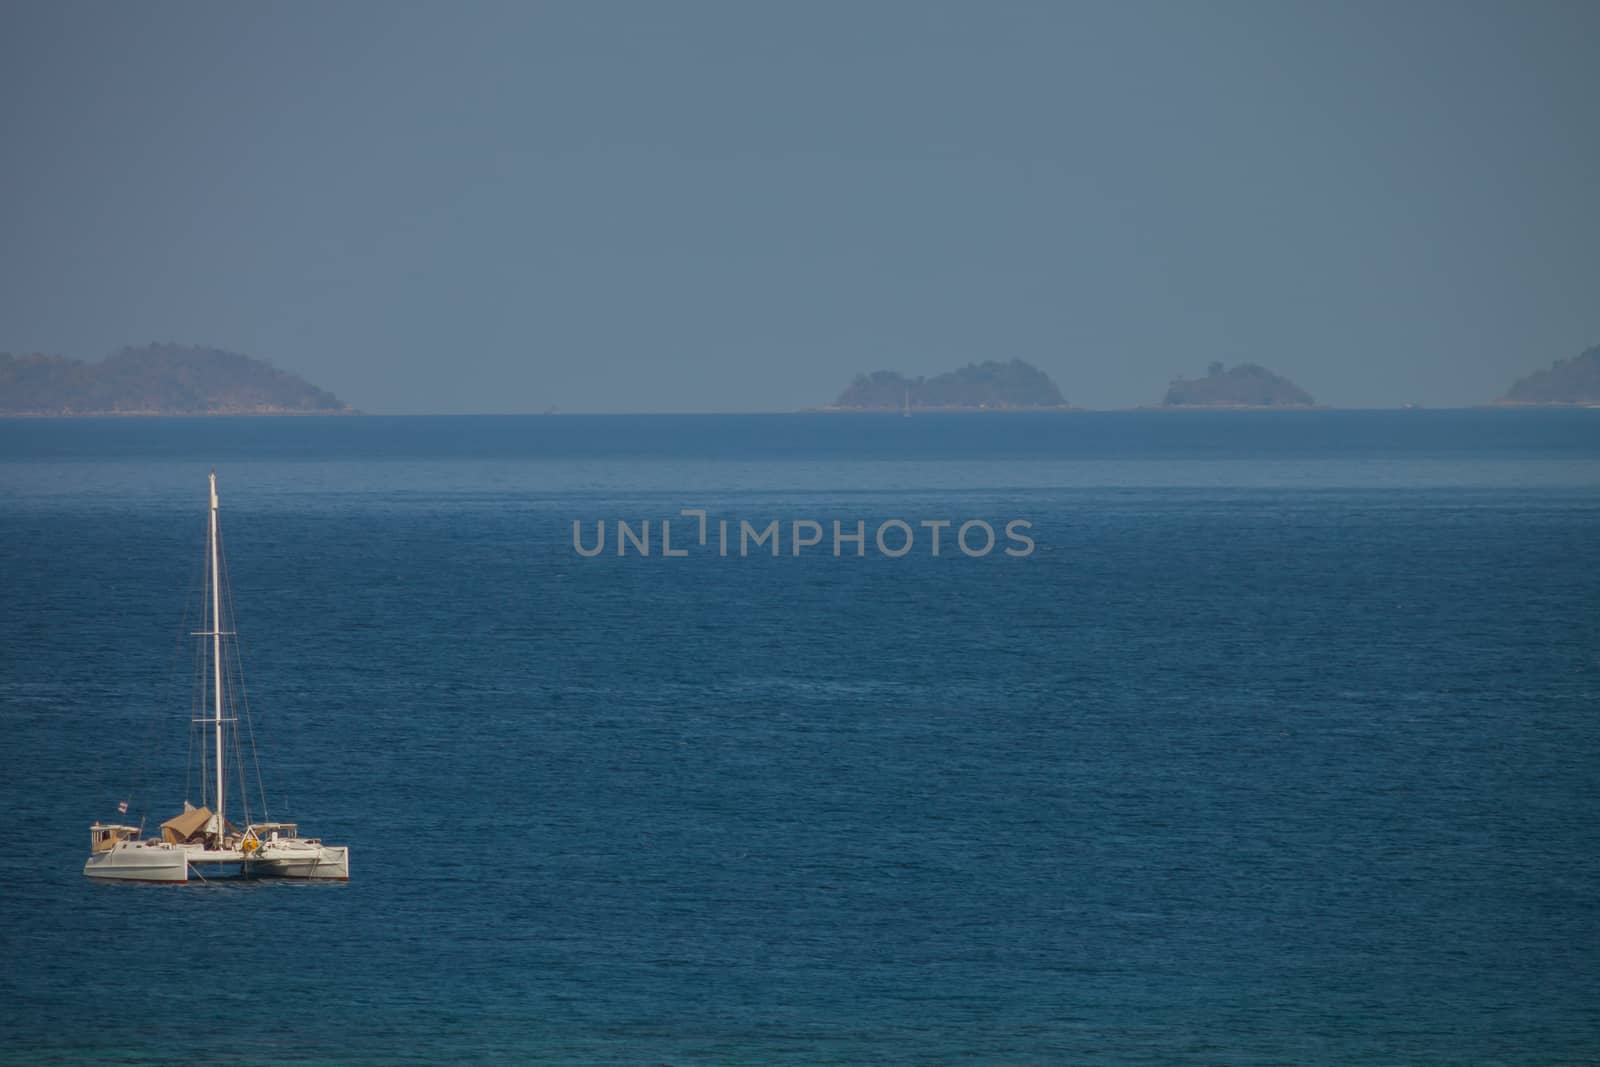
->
<box><xmin>83</xmin><ymin>840</ymin><xmax>190</xmax><ymax>883</ymax></box>
<box><xmin>252</xmin><ymin>843</ymin><xmax>350</xmax><ymax>881</ymax></box>
<box><xmin>84</xmin><ymin>841</ymin><xmax>350</xmax><ymax>883</ymax></box>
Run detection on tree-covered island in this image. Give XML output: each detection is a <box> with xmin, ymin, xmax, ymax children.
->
<box><xmin>1494</xmin><ymin>345</ymin><xmax>1600</xmax><ymax>406</ymax></box>
<box><xmin>0</xmin><ymin>343</ymin><xmax>353</xmax><ymax>415</ymax></box>
<box><xmin>1161</xmin><ymin>362</ymin><xmax>1314</xmax><ymax>407</ymax></box>
<box><xmin>825</xmin><ymin>359</ymin><xmax>1069</xmax><ymax>410</ymax></box>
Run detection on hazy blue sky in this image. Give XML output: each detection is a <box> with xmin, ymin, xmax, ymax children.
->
<box><xmin>2</xmin><ymin>1</ymin><xmax>1595</xmax><ymax>412</ymax></box>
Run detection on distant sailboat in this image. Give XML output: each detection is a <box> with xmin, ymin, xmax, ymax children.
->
<box><xmin>902</xmin><ymin>387</ymin><xmax>911</xmax><ymax>418</ymax></box>
<box><xmin>84</xmin><ymin>473</ymin><xmax>349</xmax><ymax>883</ymax></box>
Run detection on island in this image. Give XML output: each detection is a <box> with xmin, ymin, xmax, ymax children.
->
<box><xmin>1161</xmin><ymin>362</ymin><xmax>1314</xmax><ymax>407</ymax></box>
<box><xmin>0</xmin><ymin>343</ymin><xmax>353</xmax><ymax>415</ymax></box>
<box><xmin>1494</xmin><ymin>345</ymin><xmax>1600</xmax><ymax>406</ymax></box>
<box><xmin>824</xmin><ymin>359</ymin><xmax>1069</xmax><ymax>411</ymax></box>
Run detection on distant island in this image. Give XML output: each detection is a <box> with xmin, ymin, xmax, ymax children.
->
<box><xmin>1494</xmin><ymin>345</ymin><xmax>1600</xmax><ymax>406</ymax></box>
<box><xmin>0</xmin><ymin>343</ymin><xmax>353</xmax><ymax>415</ymax></box>
<box><xmin>825</xmin><ymin>359</ymin><xmax>1069</xmax><ymax>411</ymax></box>
<box><xmin>1161</xmin><ymin>362</ymin><xmax>1314</xmax><ymax>407</ymax></box>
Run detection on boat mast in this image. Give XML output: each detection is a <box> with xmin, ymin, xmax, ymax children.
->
<box><xmin>209</xmin><ymin>471</ymin><xmax>224</xmax><ymax>837</ymax></box>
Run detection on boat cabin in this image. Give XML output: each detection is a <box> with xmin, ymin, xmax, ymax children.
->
<box><xmin>246</xmin><ymin>822</ymin><xmax>300</xmax><ymax>842</ymax></box>
<box><xmin>89</xmin><ymin>823</ymin><xmax>142</xmax><ymax>853</ymax></box>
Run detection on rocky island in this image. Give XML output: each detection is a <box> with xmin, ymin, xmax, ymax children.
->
<box><xmin>0</xmin><ymin>343</ymin><xmax>353</xmax><ymax>415</ymax></box>
<box><xmin>826</xmin><ymin>359</ymin><xmax>1068</xmax><ymax>411</ymax></box>
<box><xmin>1161</xmin><ymin>362</ymin><xmax>1314</xmax><ymax>407</ymax></box>
<box><xmin>1494</xmin><ymin>345</ymin><xmax>1600</xmax><ymax>406</ymax></box>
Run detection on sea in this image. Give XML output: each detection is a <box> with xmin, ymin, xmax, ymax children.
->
<box><xmin>1</xmin><ymin>409</ymin><xmax>1597</xmax><ymax>1065</ymax></box>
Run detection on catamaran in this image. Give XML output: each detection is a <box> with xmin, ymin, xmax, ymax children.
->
<box><xmin>84</xmin><ymin>472</ymin><xmax>349</xmax><ymax>883</ymax></box>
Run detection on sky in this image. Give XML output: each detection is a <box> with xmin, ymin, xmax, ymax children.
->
<box><xmin>1</xmin><ymin>1</ymin><xmax>1595</xmax><ymax>413</ymax></box>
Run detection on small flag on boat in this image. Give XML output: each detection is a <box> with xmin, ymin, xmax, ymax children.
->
<box><xmin>117</xmin><ymin>800</ymin><xmax>129</xmax><ymax>814</ymax></box>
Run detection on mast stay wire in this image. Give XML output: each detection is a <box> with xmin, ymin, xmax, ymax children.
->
<box><xmin>120</xmin><ymin>510</ymin><xmax>207</xmax><ymax>827</ymax></box>
<box><xmin>218</xmin><ymin>509</ymin><xmax>273</xmax><ymax>827</ymax></box>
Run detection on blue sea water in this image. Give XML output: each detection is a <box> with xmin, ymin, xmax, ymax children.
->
<box><xmin>1</xmin><ymin>410</ymin><xmax>1598</xmax><ymax>1065</ymax></box>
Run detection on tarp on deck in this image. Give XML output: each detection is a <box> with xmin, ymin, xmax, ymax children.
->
<box><xmin>161</xmin><ymin>805</ymin><xmax>213</xmax><ymax>843</ymax></box>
